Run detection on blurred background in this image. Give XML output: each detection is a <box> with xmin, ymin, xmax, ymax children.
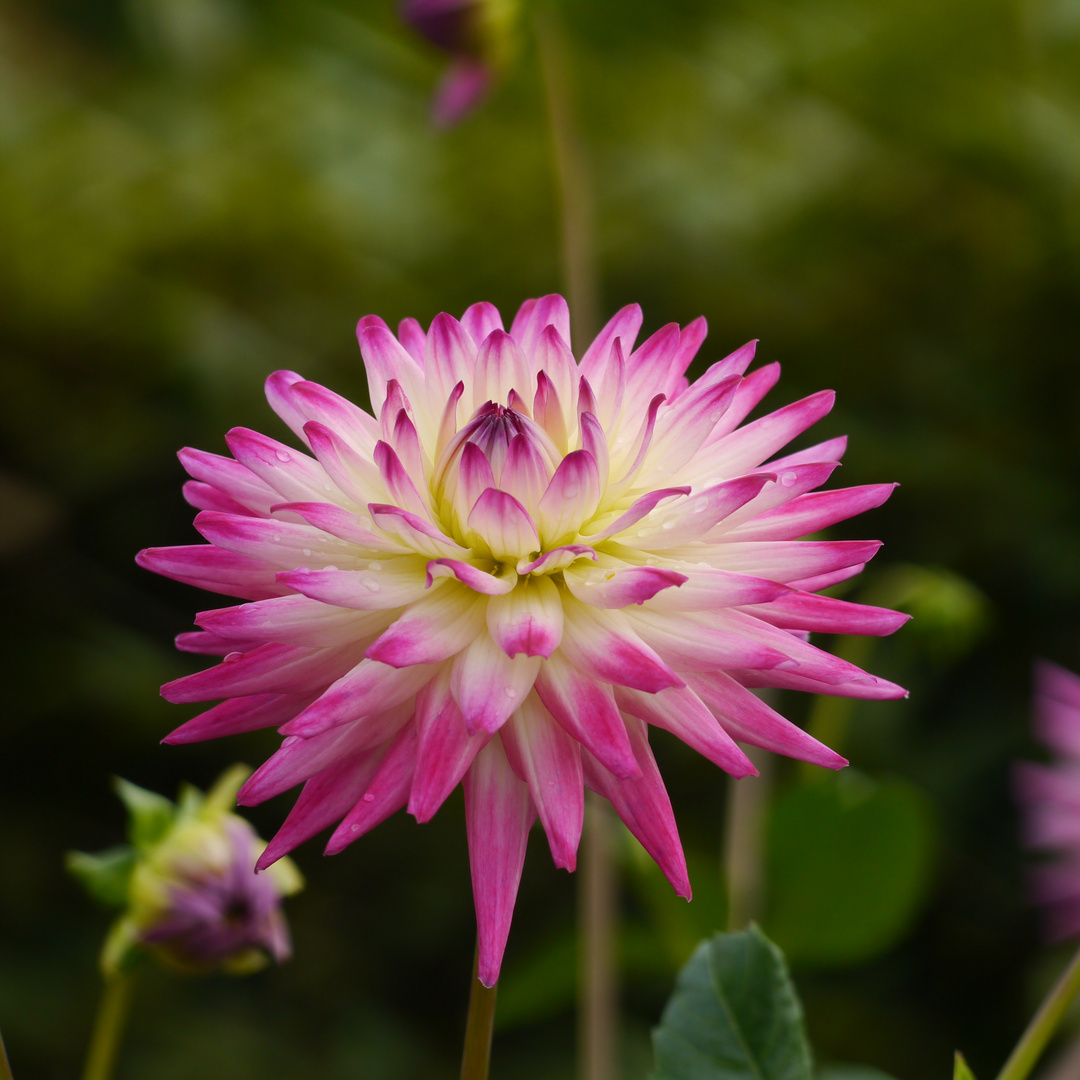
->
<box><xmin>1</xmin><ymin>0</ymin><xmax>1080</xmax><ymax>1076</ymax></box>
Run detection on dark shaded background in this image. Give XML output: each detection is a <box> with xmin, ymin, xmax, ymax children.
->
<box><xmin>2</xmin><ymin>0</ymin><xmax>1080</xmax><ymax>1076</ymax></box>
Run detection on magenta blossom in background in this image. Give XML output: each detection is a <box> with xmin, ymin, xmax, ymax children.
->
<box><xmin>1016</xmin><ymin>661</ymin><xmax>1080</xmax><ymax>940</ymax></box>
<box><xmin>400</xmin><ymin>0</ymin><xmax>511</xmax><ymax>126</ymax></box>
<box><xmin>139</xmin><ymin>295</ymin><xmax>908</xmax><ymax>985</ymax></box>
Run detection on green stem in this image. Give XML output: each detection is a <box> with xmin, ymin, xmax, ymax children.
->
<box><xmin>460</xmin><ymin>945</ymin><xmax>498</xmax><ymax>1080</ymax></box>
<box><xmin>82</xmin><ymin>973</ymin><xmax>134</xmax><ymax>1080</ymax></box>
<box><xmin>0</xmin><ymin>1024</ymin><xmax>13</xmax><ymax>1080</ymax></box>
<box><xmin>534</xmin><ymin>6</ymin><xmax>599</xmax><ymax>346</ymax></box>
<box><xmin>995</xmin><ymin>941</ymin><xmax>1080</xmax><ymax>1080</ymax></box>
<box><xmin>578</xmin><ymin>794</ymin><xmax>617</xmax><ymax>1080</ymax></box>
<box><xmin>723</xmin><ymin>745</ymin><xmax>773</xmax><ymax>930</ymax></box>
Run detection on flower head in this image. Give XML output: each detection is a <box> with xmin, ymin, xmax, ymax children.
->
<box><xmin>400</xmin><ymin>0</ymin><xmax>517</xmax><ymax>125</ymax></box>
<box><xmin>139</xmin><ymin>295</ymin><xmax>906</xmax><ymax>985</ymax></box>
<box><xmin>69</xmin><ymin>767</ymin><xmax>303</xmax><ymax>976</ymax></box>
<box><xmin>1016</xmin><ymin>661</ymin><xmax>1080</xmax><ymax>940</ymax></box>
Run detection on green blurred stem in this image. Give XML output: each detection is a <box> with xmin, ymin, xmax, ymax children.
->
<box><xmin>460</xmin><ymin>945</ymin><xmax>498</xmax><ymax>1080</ymax></box>
<box><xmin>724</xmin><ymin>745</ymin><xmax>773</xmax><ymax>929</ymax></box>
<box><xmin>994</xmin><ymin>941</ymin><xmax>1080</xmax><ymax>1080</ymax></box>
<box><xmin>81</xmin><ymin>973</ymin><xmax>134</xmax><ymax>1080</ymax></box>
<box><xmin>578</xmin><ymin>795</ymin><xmax>617</xmax><ymax>1080</ymax></box>
<box><xmin>0</xmin><ymin>1024</ymin><xmax>13</xmax><ymax>1080</ymax></box>
<box><xmin>535</xmin><ymin>6</ymin><xmax>599</xmax><ymax>346</ymax></box>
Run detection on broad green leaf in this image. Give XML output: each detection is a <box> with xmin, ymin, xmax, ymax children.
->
<box><xmin>953</xmin><ymin>1051</ymin><xmax>976</xmax><ymax>1080</ymax></box>
<box><xmin>652</xmin><ymin>926</ymin><xmax>813</xmax><ymax>1080</ymax></box>
<box><xmin>765</xmin><ymin>772</ymin><xmax>935</xmax><ymax>967</ymax></box>
<box><xmin>65</xmin><ymin>846</ymin><xmax>136</xmax><ymax>908</ymax></box>
<box><xmin>113</xmin><ymin>776</ymin><xmax>175</xmax><ymax>851</ymax></box>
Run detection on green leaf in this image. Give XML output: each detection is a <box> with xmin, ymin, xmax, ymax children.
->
<box><xmin>652</xmin><ymin>926</ymin><xmax>813</xmax><ymax>1080</ymax></box>
<box><xmin>113</xmin><ymin>776</ymin><xmax>175</xmax><ymax>851</ymax></box>
<box><xmin>65</xmin><ymin>846</ymin><xmax>136</xmax><ymax>908</ymax></box>
<box><xmin>953</xmin><ymin>1051</ymin><xmax>976</xmax><ymax>1080</ymax></box>
<box><xmin>765</xmin><ymin>772</ymin><xmax>935</xmax><ymax>967</ymax></box>
<box><xmin>819</xmin><ymin>1069</ymin><xmax>901</xmax><ymax>1080</ymax></box>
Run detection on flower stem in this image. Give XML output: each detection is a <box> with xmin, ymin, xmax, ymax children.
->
<box><xmin>81</xmin><ymin>973</ymin><xmax>134</xmax><ymax>1080</ymax></box>
<box><xmin>723</xmin><ymin>745</ymin><xmax>773</xmax><ymax>930</ymax></box>
<box><xmin>994</xmin><ymin>941</ymin><xmax>1080</xmax><ymax>1080</ymax></box>
<box><xmin>0</xmin><ymin>1024</ymin><xmax>13</xmax><ymax>1080</ymax></box>
<box><xmin>578</xmin><ymin>794</ymin><xmax>617</xmax><ymax>1080</ymax></box>
<box><xmin>460</xmin><ymin>945</ymin><xmax>498</xmax><ymax>1080</ymax></box>
<box><xmin>534</xmin><ymin>5</ymin><xmax>599</xmax><ymax>346</ymax></box>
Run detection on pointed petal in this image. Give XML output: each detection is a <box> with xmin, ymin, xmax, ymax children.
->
<box><xmin>580</xmin><ymin>487</ymin><xmax>690</xmax><ymax>542</ymax></box>
<box><xmin>193</xmin><ymin>511</ymin><xmax>370</xmax><ymax>570</ymax></box>
<box><xmin>163</xmin><ymin>692</ymin><xmax>317</xmax><ymax>744</ymax></box>
<box><xmin>560</xmin><ymin>599</ymin><xmax>684</xmax><ymax>693</ymax></box>
<box><xmin>726</xmin><ymin>484</ymin><xmax>898</xmax><ymax>542</ymax></box>
<box><xmin>137</xmin><ymin>545</ymin><xmax>289</xmax><ymax>601</ymax></box>
<box><xmin>409</xmin><ymin>667</ymin><xmax>490</xmax><ymax>822</ymax></box>
<box><xmin>426</xmin><ymin>558</ymin><xmax>516</xmax><ymax>595</ymax></box>
<box><xmin>516</xmin><ymin>545</ymin><xmax>597</xmax><ymax>575</ymax></box>
<box><xmin>581</xmin><ymin>716</ymin><xmax>690</xmax><ymax>898</ymax></box>
<box><xmin>501</xmin><ymin>697</ymin><xmax>583</xmax><ymax>869</ymax></box>
<box><xmin>365</xmin><ymin>585</ymin><xmax>486</xmax><ymax>667</ymax></box>
<box><xmin>614</xmin><ymin>685</ymin><xmax>756</xmax><ymax>777</ymax></box>
<box><xmin>325</xmin><ymin>722</ymin><xmax>419</xmax><ymax>853</ymax></box>
<box><xmin>537</xmin><ymin>451</ymin><xmax>601</xmax><ymax>545</ymax></box>
<box><xmin>563</xmin><ymin>566</ymin><xmax>687</xmax><ymax>609</ymax></box>
<box><xmin>370</xmin><ymin>503</ymin><xmax>469</xmax><ymax>559</ymax></box>
<box><xmin>464</xmin><ymin>738</ymin><xmax>534</xmax><ymax>986</ymax></box>
<box><xmin>225</xmin><ymin>427</ymin><xmax>337</xmax><ymax>506</ymax></box>
<box><xmin>279</xmin><ymin>560</ymin><xmax>431</xmax><ymax>610</ymax></box>
<box><xmin>467</xmin><ymin>488</ymin><xmax>540</xmax><ymax>560</ymax></box>
<box><xmin>533</xmin><ymin>653</ymin><xmax>641</xmax><ymax>779</ymax></box>
<box><xmin>451</xmin><ymin>632</ymin><xmax>542</xmax><ymax>734</ymax></box>
<box><xmin>461</xmin><ymin>301</ymin><xmax>505</xmax><ymax>345</ymax></box>
<box><xmin>686</xmin><ymin>670</ymin><xmax>847</xmax><ymax>768</ymax></box>
<box><xmin>474</xmin><ymin>330</ymin><xmax>532</xmax><ymax>411</ymax></box>
<box><xmin>741</xmin><ymin>591</ymin><xmax>910</xmax><ymax>635</ymax></box>
<box><xmin>178</xmin><ymin>448</ymin><xmax>278</xmax><ymax>516</ymax></box>
<box><xmin>579</xmin><ymin>303</ymin><xmax>643</xmax><ymax>383</ymax></box>
<box><xmin>196</xmin><ymin>595</ymin><xmax>392</xmax><ymax>648</ymax></box>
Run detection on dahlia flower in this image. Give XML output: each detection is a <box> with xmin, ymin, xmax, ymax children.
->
<box><xmin>70</xmin><ymin>767</ymin><xmax>302</xmax><ymax>975</ymax></box>
<box><xmin>1016</xmin><ymin>661</ymin><xmax>1080</xmax><ymax>940</ymax></box>
<box><xmin>139</xmin><ymin>295</ymin><xmax>907</xmax><ymax>985</ymax></box>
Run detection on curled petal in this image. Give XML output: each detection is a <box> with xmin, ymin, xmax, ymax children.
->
<box><xmin>426</xmin><ymin>558</ymin><xmax>516</xmax><ymax>595</ymax></box>
<box><xmin>486</xmin><ymin>575</ymin><xmax>564</xmax><ymax>657</ymax></box>
<box><xmin>580</xmin><ymin>487</ymin><xmax>690</xmax><ymax>542</ymax></box>
<box><xmin>178</xmin><ymin>448</ymin><xmax>278</xmax><ymax>516</ymax></box>
<box><xmin>516</xmin><ymin>545</ymin><xmax>597</xmax><ymax>575</ymax></box>
<box><xmin>563</xmin><ymin>566</ymin><xmax>687</xmax><ymax>609</ymax></box>
<box><xmin>370</xmin><ymin>503</ymin><xmax>468</xmax><ymax>559</ymax></box>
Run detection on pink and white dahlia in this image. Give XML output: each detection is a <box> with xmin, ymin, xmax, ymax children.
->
<box><xmin>139</xmin><ymin>295</ymin><xmax>907</xmax><ymax>985</ymax></box>
<box><xmin>1016</xmin><ymin>661</ymin><xmax>1080</xmax><ymax>940</ymax></box>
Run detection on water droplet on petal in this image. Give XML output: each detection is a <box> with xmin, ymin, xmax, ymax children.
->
<box><xmin>275</xmin><ymin>450</ymin><xmax>291</xmax><ymax>463</ymax></box>
<box><xmin>282</xmin><ymin>735</ymin><xmax>300</xmax><ymax>747</ymax></box>
<box><xmin>324</xmin><ymin>564</ymin><xmax>338</xmax><ymax>572</ymax></box>
<box><xmin>223</xmin><ymin>651</ymin><xmax>243</xmax><ymax>663</ymax></box>
<box><xmin>350</xmin><ymin>824</ymin><xmax>361</xmax><ymax>832</ymax></box>
<box><xmin>363</xmin><ymin>792</ymin><xmax>375</xmax><ymax>803</ymax></box>
<box><xmin>271</xmin><ymin>534</ymin><xmax>281</xmax><ymax>542</ymax></box>
<box><xmin>368</xmin><ymin>562</ymin><xmax>383</xmax><ymax>572</ymax></box>
<box><xmin>302</xmin><ymin>548</ymin><xmax>312</xmax><ymax>557</ymax></box>
<box><xmin>661</xmin><ymin>520</ymin><xmax>676</xmax><ymax>530</ymax></box>
<box><xmin>362</xmin><ymin>577</ymin><xmax>381</xmax><ymax>593</ymax></box>
<box><xmin>780</xmin><ymin>470</ymin><xmax>798</xmax><ymax>487</ymax></box>
<box><xmin>692</xmin><ymin>497</ymin><xmax>710</xmax><ymax>513</ymax></box>
<box><xmin>504</xmin><ymin>687</ymin><xmax>517</xmax><ymax>698</ymax></box>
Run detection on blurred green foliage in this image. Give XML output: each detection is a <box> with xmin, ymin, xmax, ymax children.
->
<box><xmin>2</xmin><ymin>0</ymin><xmax>1080</xmax><ymax>1076</ymax></box>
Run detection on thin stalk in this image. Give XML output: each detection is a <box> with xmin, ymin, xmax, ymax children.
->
<box><xmin>82</xmin><ymin>973</ymin><xmax>134</xmax><ymax>1080</ymax></box>
<box><xmin>723</xmin><ymin>745</ymin><xmax>773</xmax><ymax>930</ymax></box>
<box><xmin>995</xmin><ymin>941</ymin><xmax>1080</xmax><ymax>1080</ymax></box>
<box><xmin>460</xmin><ymin>945</ymin><xmax>498</xmax><ymax>1080</ymax></box>
<box><xmin>534</xmin><ymin>6</ymin><xmax>599</xmax><ymax>346</ymax></box>
<box><xmin>0</xmin><ymin>1024</ymin><xmax>13</xmax><ymax>1080</ymax></box>
<box><xmin>578</xmin><ymin>794</ymin><xmax>617</xmax><ymax>1080</ymax></box>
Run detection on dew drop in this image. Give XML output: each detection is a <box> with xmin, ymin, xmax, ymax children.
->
<box><xmin>368</xmin><ymin>562</ymin><xmax>383</xmax><ymax>572</ymax></box>
<box><xmin>282</xmin><ymin>735</ymin><xmax>300</xmax><ymax>747</ymax></box>
<box><xmin>271</xmin><ymin>534</ymin><xmax>281</xmax><ymax>542</ymax></box>
<box><xmin>661</xmin><ymin>520</ymin><xmax>676</xmax><ymax>530</ymax></box>
<box><xmin>323</xmin><ymin>484</ymin><xmax>333</xmax><ymax>493</ymax></box>
<box><xmin>350</xmin><ymin>824</ymin><xmax>361</xmax><ymax>832</ymax></box>
<box><xmin>302</xmin><ymin>548</ymin><xmax>312</xmax><ymax>557</ymax></box>
<box><xmin>223</xmin><ymin>651</ymin><xmax>243</xmax><ymax>663</ymax></box>
<box><xmin>362</xmin><ymin>577</ymin><xmax>381</xmax><ymax>593</ymax></box>
<box><xmin>780</xmin><ymin>470</ymin><xmax>798</xmax><ymax>487</ymax></box>
<box><xmin>275</xmin><ymin>450</ymin><xmax>291</xmax><ymax>463</ymax></box>
<box><xmin>324</xmin><ymin>564</ymin><xmax>339</xmax><ymax>572</ymax></box>
<box><xmin>503</xmin><ymin>686</ymin><xmax>518</xmax><ymax>698</ymax></box>
<box><xmin>363</xmin><ymin>792</ymin><xmax>375</xmax><ymax>803</ymax></box>
<box><xmin>692</xmin><ymin>496</ymin><xmax>710</xmax><ymax>513</ymax></box>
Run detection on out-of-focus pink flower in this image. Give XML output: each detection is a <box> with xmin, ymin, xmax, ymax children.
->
<box><xmin>1016</xmin><ymin>661</ymin><xmax>1080</xmax><ymax>940</ymax></box>
<box><xmin>400</xmin><ymin>0</ymin><xmax>514</xmax><ymax>126</ymax></box>
<box><xmin>139</xmin><ymin>295</ymin><xmax>907</xmax><ymax>985</ymax></box>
